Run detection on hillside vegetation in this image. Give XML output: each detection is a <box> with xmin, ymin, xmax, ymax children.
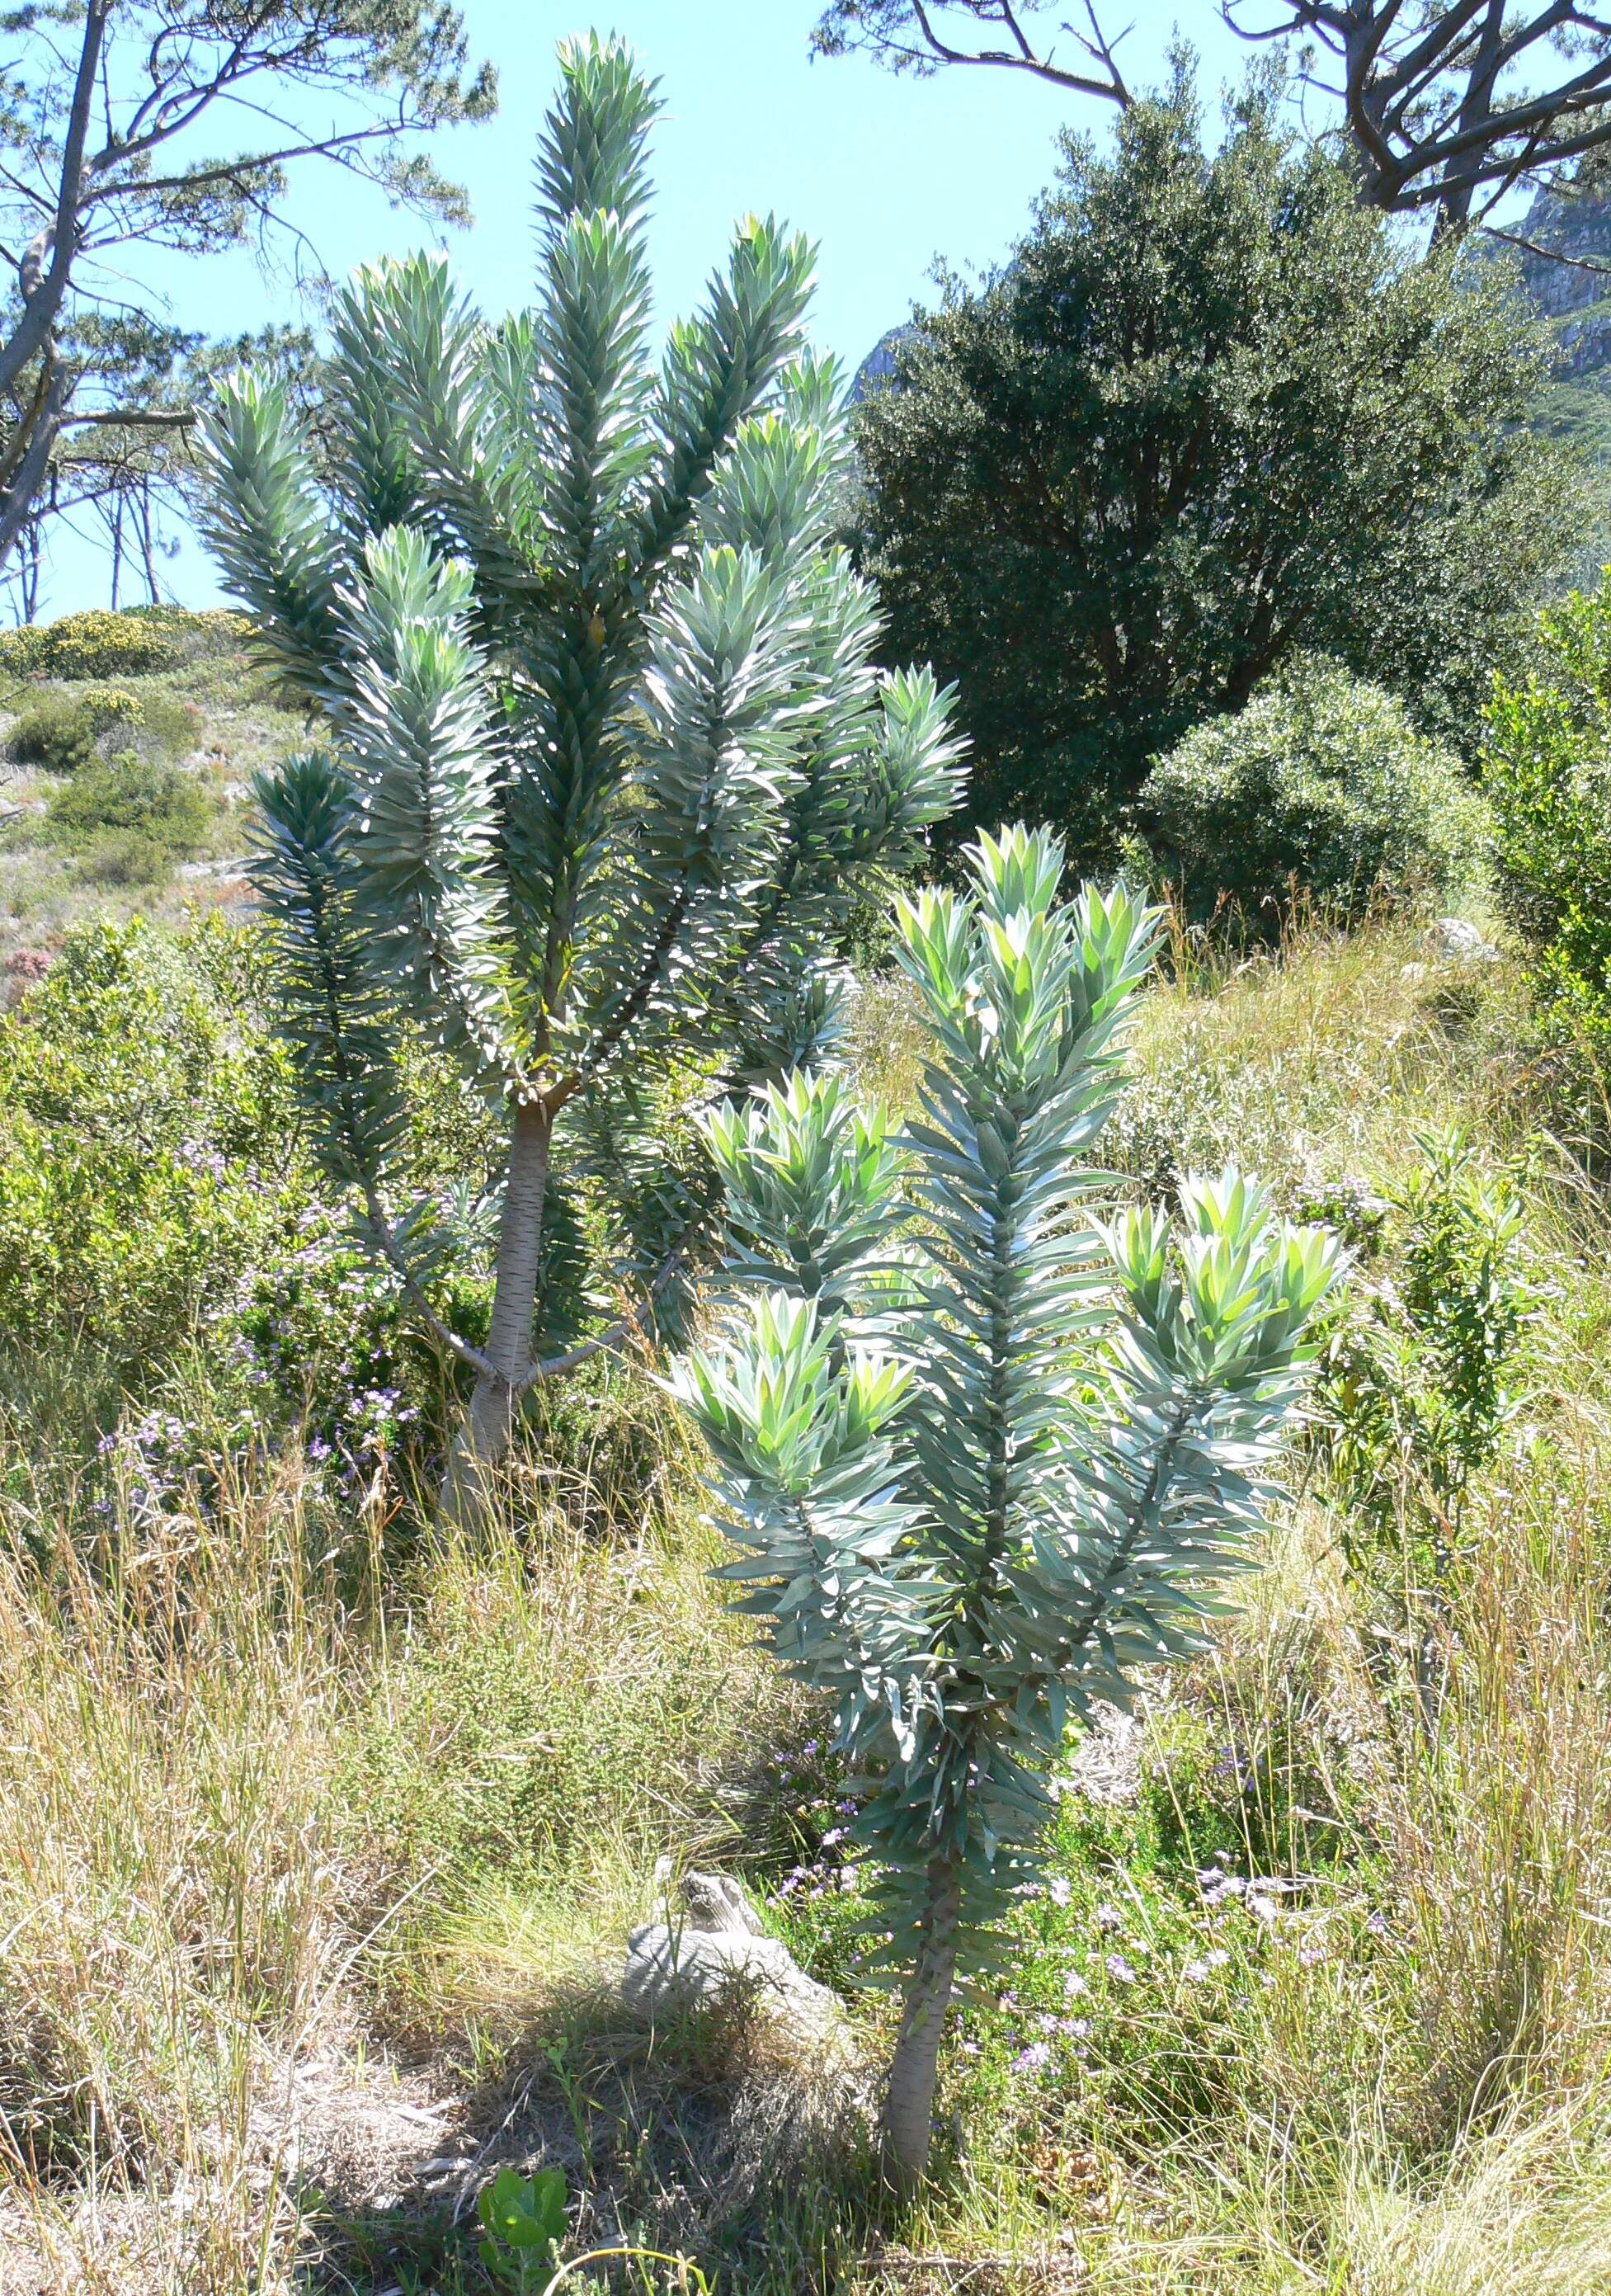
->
<box><xmin>6</xmin><ymin>846</ymin><xmax>1611</xmax><ymax>2291</ymax></box>
<box><xmin>13</xmin><ymin>35</ymin><xmax>1611</xmax><ymax>2296</ymax></box>
<box><xmin>0</xmin><ymin>606</ymin><xmax>300</xmax><ymax>975</ymax></box>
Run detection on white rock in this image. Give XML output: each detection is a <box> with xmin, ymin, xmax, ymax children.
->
<box><xmin>623</xmin><ymin>1870</ymin><xmax>845</xmax><ymax>2058</ymax></box>
<box><xmin>1427</xmin><ymin>917</ymin><xmax>1500</xmax><ymax>965</ymax></box>
<box><xmin>624</xmin><ymin>1924</ymin><xmax>840</xmax><ymax>2025</ymax></box>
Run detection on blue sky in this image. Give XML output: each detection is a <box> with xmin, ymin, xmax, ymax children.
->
<box><xmin>37</xmin><ymin>2</ymin><xmax>1252</xmax><ymax>618</ymax></box>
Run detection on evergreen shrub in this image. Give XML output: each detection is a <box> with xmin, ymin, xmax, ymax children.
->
<box><xmin>1486</xmin><ymin>574</ymin><xmax>1611</xmax><ymax>1057</ymax></box>
<box><xmin>1141</xmin><ymin>658</ymin><xmax>1486</xmax><ymax>936</ymax></box>
<box><xmin>42</xmin><ymin>752</ymin><xmax>216</xmax><ymax>882</ymax></box>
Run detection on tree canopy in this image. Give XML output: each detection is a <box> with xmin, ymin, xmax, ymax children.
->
<box><xmin>0</xmin><ymin>0</ymin><xmax>496</xmax><ymax>595</ymax></box>
<box><xmin>852</xmin><ymin>62</ymin><xmax>1576</xmax><ymax>857</ymax></box>
<box><xmin>814</xmin><ymin>3</ymin><xmax>1611</xmax><ymax>240</ymax></box>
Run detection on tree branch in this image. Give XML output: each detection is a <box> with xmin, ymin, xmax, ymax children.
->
<box><xmin>1223</xmin><ymin>0</ymin><xmax>1611</xmax><ymax>226</ymax></box>
<box><xmin>825</xmin><ymin>1</ymin><xmax>1133</xmax><ymax>105</ymax></box>
<box><xmin>0</xmin><ymin>356</ymin><xmax>70</xmax><ymax>571</ymax></box>
<box><xmin>81</xmin><ymin>118</ymin><xmax>411</xmax><ymax>210</ymax></box>
<box><xmin>63</xmin><ymin>406</ymin><xmax>198</xmax><ymax>431</ymax></box>
<box><xmin>1478</xmin><ymin>220</ymin><xmax>1611</xmax><ymax>277</ymax></box>
<box><xmin>516</xmin><ymin>1238</ymin><xmax>690</xmax><ymax>1392</ymax></box>
<box><xmin>0</xmin><ymin>0</ymin><xmax>111</xmax><ymax>399</ymax></box>
<box><xmin>360</xmin><ymin>1176</ymin><xmax>497</xmax><ymax>1382</ymax></box>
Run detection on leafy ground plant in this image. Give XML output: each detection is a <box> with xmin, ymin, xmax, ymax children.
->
<box><xmin>1317</xmin><ymin>1126</ymin><xmax>1538</xmax><ymax>1724</ymax></box>
<box><xmin>1321</xmin><ymin>1128</ymin><xmax>1535</xmax><ymax>1566</ymax></box>
<box><xmin>200</xmin><ymin>31</ymin><xmax>962</xmax><ymax>1511</ymax></box>
<box><xmin>673</xmin><ymin>827</ymin><xmax>1342</xmax><ymax>2182</ymax></box>
<box><xmin>1486</xmin><ymin>568</ymin><xmax>1611</xmax><ymax>1068</ymax></box>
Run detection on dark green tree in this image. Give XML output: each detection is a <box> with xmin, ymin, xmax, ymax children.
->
<box><xmin>853</xmin><ymin>62</ymin><xmax>1576</xmax><ymax>859</ymax></box>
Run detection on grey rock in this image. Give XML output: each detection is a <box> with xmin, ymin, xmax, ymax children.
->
<box><xmin>681</xmin><ymin>1869</ymin><xmax>765</xmax><ymax>1936</ymax></box>
<box><xmin>1473</xmin><ymin>184</ymin><xmax>1611</xmax><ymax>328</ymax></box>
<box><xmin>850</xmin><ymin>323</ymin><xmax>914</xmax><ymax>402</ymax></box>
<box><xmin>623</xmin><ymin>1925</ymin><xmax>840</xmax><ymax>2029</ymax></box>
<box><xmin>624</xmin><ymin>1869</ymin><xmax>846</xmax><ymax>2058</ymax></box>
<box><xmin>1427</xmin><ymin>917</ymin><xmax>1500</xmax><ymax>965</ymax></box>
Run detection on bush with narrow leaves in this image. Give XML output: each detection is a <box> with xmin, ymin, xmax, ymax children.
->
<box><xmin>673</xmin><ymin>826</ymin><xmax>1342</xmax><ymax>2182</ymax></box>
<box><xmin>0</xmin><ymin>917</ymin><xmax>299</xmax><ymax>1364</ymax></box>
<box><xmin>1486</xmin><ymin>573</ymin><xmax>1611</xmax><ymax>1063</ymax></box>
<box><xmin>200</xmin><ymin>34</ymin><xmax>963</xmax><ymax>1507</ymax></box>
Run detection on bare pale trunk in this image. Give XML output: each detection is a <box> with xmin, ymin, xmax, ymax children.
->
<box><xmin>440</xmin><ymin>1096</ymin><xmax>552</xmax><ymax>1523</ymax></box>
<box><xmin>882</xmin><ymin>1855</ymin><xmax>963</xmax><ymax>2188</ymax></box>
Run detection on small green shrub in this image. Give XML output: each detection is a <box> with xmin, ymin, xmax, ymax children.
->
<box><xmin>1486</xmin><ymin>574</ymin><xmax>1611</xmax><ymax>1057</ymax></box>
<box><xmin>74</xmin><ymin>685</ymin><xmax>144</xmax><ymax>728</ymax></box>
<box><xmin>1316</xmin><ymin>1129</ymin><xmax>1538</xmax><ymax>1731</ymax></box>
<box><xmin>7</xmin><ymin>686</ymin><xmax>141</xmax><ymax>772</ymax></box>
<box><xmin>0</xmin><ymin>917</ymin><xmax>302</xmax><ymax>1362</ymax></box>
<box><xmin>0</xmin><ymin>607</ymin><xmax>176</xmax><ymax>681</ymax></box>
<box><xmin>1318</xmin><ymin>1128</ymin><xmax>1536</xmax><ymax>1577</ymax></box>
<box><xmin>42</xmin><ymin>751</ymin><xmax>216</xmax><ymax>879</ymax></box>
<box><xmin>122</xmin><ymin>689</ymin><xmax>201</xmax><ymax>762</ymax></box>
<box><xmin>1141</xmin><ymin>657</ymin><xmax>1487</xmax><ymax>936</ymax></box>
<box><xmin>476</xmin><ymin>2167</ymin><xmax>567</xmax><ymax>2290</ymax></box>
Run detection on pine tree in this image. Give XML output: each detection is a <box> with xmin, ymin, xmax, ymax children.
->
<box><xmin>673</xmin><ymin>827</ymin><xmax>1341</xmax><ymax>2183</ymax></box>
<box><xmin>199</xmin><ymin>35</ymin><xmax>963</xmax><ymax>1507</ymax></box>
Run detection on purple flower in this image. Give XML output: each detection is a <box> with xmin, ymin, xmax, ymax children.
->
<box><xmin>1366</xmin><ymin>1911</ymin><xmax>1387</xmax><ymax>1937</ymax></box>
<box><xmin>1104</xmin><ymin>1954</ymin><xmax>1138</xmax><ymax>1986</ymax></box>
<box><xmin>1048</xmin><ymin>1876</ymin><xmax>1072</xmax><ymax>1907</ymax></box>
<box><xmin>1095</xmin><ymin>1903</ymin><xmax>1123</xmax><ymax>1934</ymax></box>
<box><xmin>1063</xmin><ymin>1969</ymin><xmax>1090</xmax><ymax>1998</ymax></box>
<box><xmin>1298</xmin><ymin>1945</ymin><xmax>1326</xmax><ymax>1967</ymax></box>
<box><xmin>1011</xmin><ymin>2042</ymin><xmax>1051</xmax><ymax>2076</ymax></box>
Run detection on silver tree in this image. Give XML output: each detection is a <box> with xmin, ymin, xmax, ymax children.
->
<box><xmin>200</xmin><ymin>34</ymin><xmax>964</xmax><ymax>1509</ymax></box>
<box><xmin>674</xmin><ymin>826</ymin><xmax>1341</xmax><ymax>2182</ymax></box>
